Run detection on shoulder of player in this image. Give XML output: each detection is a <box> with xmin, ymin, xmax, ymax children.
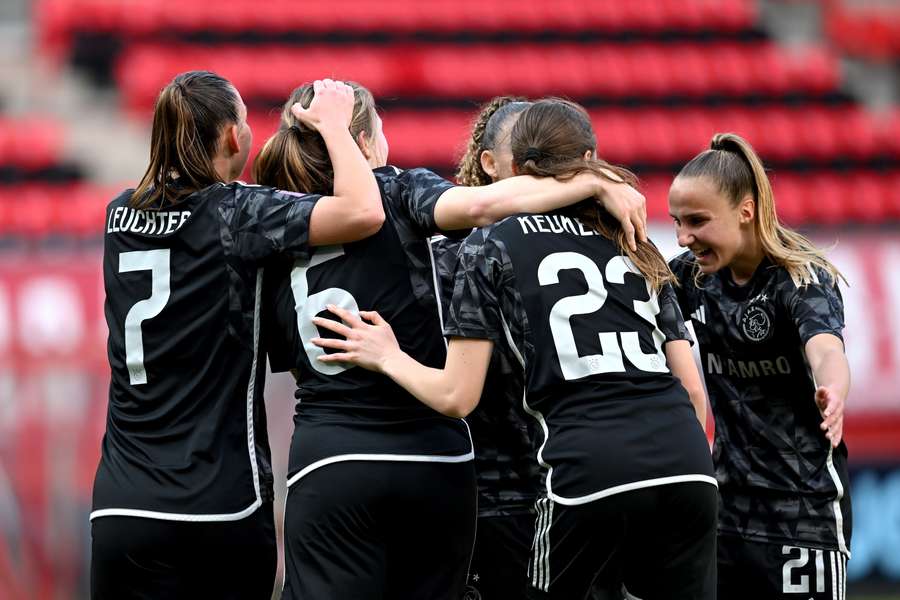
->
<box><xmin>770</xmin><ymin>262</ymin><xmax>839</xmax><ymax>305</ymax></box>
<box><xmin>107</xmin><ymin>188</ymin><xmax>136</xmax><ymax>211</ymax></box>
<box><xmin>374</xmin><ymin>165</ymin><xmax>453</xmax><ymax>197</ymax></box>
<box><xmin>226</xmin><ymin>181</ymin><xmax>322</xmax><ymax>207</ymax></box>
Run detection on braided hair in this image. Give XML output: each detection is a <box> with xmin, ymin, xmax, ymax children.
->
<box><xmin>456</xmin><ymin>96</ymin><xmax>531</xmax><ymax>186</ymax></box>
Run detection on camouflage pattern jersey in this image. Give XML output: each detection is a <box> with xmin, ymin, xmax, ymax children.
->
<box><xmin>444</xmin><ymin>211</ymin><xmax>714</xmax><ymax>504</ymax></box>
<box><xmin>431</xmin><ymin>235</ymin><xmax>538</xmax><ymax>518</ymax></box>
<box><xmin>669</xmin><ymin>251</ymin><xmax>852</xmax><ymax>555</ymax></box>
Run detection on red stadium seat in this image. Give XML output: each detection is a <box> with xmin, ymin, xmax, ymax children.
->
<box><xmin>38</xmin><ymin>0</ymin><xmax>759</xmax><ymax>49</ymax></box>
<box><xmin>0</xmin><ymin>118</ymin><xmax>65</xmax><ymax>169</ymax></box>
<box><xmin>115</xmin><ymin>42</ymin><xmax>842</xmax><ymax>113</ymax></box>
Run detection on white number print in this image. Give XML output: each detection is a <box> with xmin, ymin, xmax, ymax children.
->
<box><xmin>537</xmin><ymin>252</ymin><xmax>668</xmax><ymax>381</ymax></box>
<box><xmin>119</xmin><ymin>249</ymin><xmax>171</xmax><ymax>385</ymax></box>
<box><xmin>290</xmin><ymin>246</ymin><xmax>360</xmax><ymax>375</ymax></box>
<box><xmin>782</xmin><ymin>546</ymin><xmax>828</xmax><ymax>594</ymax></box>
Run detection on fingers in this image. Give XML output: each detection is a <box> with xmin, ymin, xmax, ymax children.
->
<box><xmin>310</xmin><ymin>336</ymin><xmax>351</xmax><ymax>351</ymax></box>
<box><xmin>316</xmin><ymin>352</ymin><xmax>354</xmax><ymax>364</ymax></box>
<box><xmin>325</xmin><ymin>303</ymin><xmax>363</xmax><ymax>326</ymax></box>
<box><xmin>634</xmin><ymin>202</ymin><xmax>648</xmax><ymax>244</ymax></box>
<box><xmin>290</xmin><ymin>79</ymin><xmax>354</xmax><ymax>128</ymax></box>
<box><xmin>359</xmin><ymin>310</ymin><xmax>387</xmax><ymax>326</ymax></box>
<box><xmin>828</xmin><ymin>424</ymin><xmax>843</xmax><ymax>448</ymax></box>
<box><xmin>312</xmin><ymin>316</ymin><xmax>353</xmax><ymax>337</ymax></box>
<box><xmin>623</xmin><ymin>220</ymin><xmax>637</xmax><ymax>252</ymax></box>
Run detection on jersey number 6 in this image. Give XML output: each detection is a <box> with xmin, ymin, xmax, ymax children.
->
<box><xmin>290</xmin><ymin>245</ymin><xmax>360</xmax><ymax>376</ymax></box>
<box><xmin>538</xmin><ymin>252</ymin><xmax>668</xmax><ymax>381</ymax></box>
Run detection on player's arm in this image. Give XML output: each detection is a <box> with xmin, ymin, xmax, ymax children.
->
<box><xmin>311</xmin><ymin>306</ymin><xmax>494</xmax><ymax>418</ymax></box>
<box><xmin>665</xmin><ymin>340</ymin><xmax>707</xmax><ymax>430</ymax></box>
<box><xmin>291</xmin><ymin>80</ymin><xmax>383</xmax><ymax>246</ymax></box>
<box><xmin>433</xmin><ymin>172</ymin><xmax>647</xmax><ymax>250</ymax></box>
<box><xmin>806</xmin><ymin>333</ymin><xmax>850</xmax><ymax>447</ymax></box>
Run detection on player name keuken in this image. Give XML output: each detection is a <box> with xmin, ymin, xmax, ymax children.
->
<box><xmin>517</xmin><ymin>214</ymin><xmax>597</xmax><ymax>237</ymax></box>
<box><xmin>706</xmin><ymin>352</ymin><xmax>792</xmax><ymax>378</ymax></box>
<box><xmin>106</xmin><ymin>206</ymin><xmax>192</xmax><ymax>236</ymax></box>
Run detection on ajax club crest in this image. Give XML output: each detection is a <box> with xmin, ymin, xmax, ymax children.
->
<box><xmin>740</xmin><ymin>304</ymin><xmax>773</xmax><ymax>342</ymax></box>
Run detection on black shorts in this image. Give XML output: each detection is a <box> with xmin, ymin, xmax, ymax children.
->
<box><xmin>90</xmin><ymin>501</ymin><xmax>276</xmax><ymax>600</ymax></box>
<box><xmin>526</xmin><ymin>481</ymin><xmax>718</xmax><ymax>600</ymax></box>
<box><xmin>283</xmin><ymin>459</ymin><xmax>477</xmax><ymax>600</ymax></box>
<box><xmin>465</xmin><ymin>512</ymin><xmax>623</xmax><ymax>600</ymax></box>
<box><xmin>718</xmin><ymin>534</ymin><xmax>849</xmax><ymax>600</ymax></box>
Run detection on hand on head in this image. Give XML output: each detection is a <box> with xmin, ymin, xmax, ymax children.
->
<box><xmin>290</xmin><ymin>79</ymin><xmax>355</xmax><ymax>134</ymax></box>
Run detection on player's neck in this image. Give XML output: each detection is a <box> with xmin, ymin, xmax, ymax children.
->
<box><xmin>728</xmin><ymin>236</ymin><xmax>765</xmax><ymax>286</ymax></box>
<box><xmin>213</xmin><ymin>155</ymin><xmax>239</xmax><ymax>183</ymax></box>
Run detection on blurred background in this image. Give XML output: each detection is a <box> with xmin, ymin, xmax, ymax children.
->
<box><xmin>0</xmin><ymin>0</ymin><xmax>898</xmax><ymax>598</ymax></box>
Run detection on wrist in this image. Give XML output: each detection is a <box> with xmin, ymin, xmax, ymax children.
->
<box><xmin>317</xmin><ymin>124</ymin><xmax>351</xmax><ymax>141</ymax></box>
<box><xmin>379</xmin><ymin>349</ymin><xmax>407</xmax><ymax>376</ymax></box>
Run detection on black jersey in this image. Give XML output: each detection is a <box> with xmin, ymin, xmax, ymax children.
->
<box><xmin>263</xmin><ymin>166</ymin><xmax>473</xmax><ymax>488</ymax></box>
<box><xmin>94</xmin><ymin>181</ymin><xmax>319</xmax><ymax>521</ymax></box>
<box><xmin>670</xmin><ymin>251</ymin><xmax>852</xmax><ymax>554</ymax></box>
<box><xmin>444</xmin><ymin>211</ymin><xmax>715</xmax><ymax>505</ymax></box>
<box><xmin>432</xmin><ymin>236</ymin><xmax>537</xmax><ymax>517</ymax></box>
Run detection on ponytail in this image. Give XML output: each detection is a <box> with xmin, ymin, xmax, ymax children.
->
<box><xmin>133</xmin><ymin>71</ymin><xmax>239</xmax><ymax>209</ymax></box>
<box><xmin>679</xmin><ymin>133</ymin><xmax>846</xmax><ymax>287</ymax></box>
<box><xmin>511</xmin><ymin>99</ymin><xmax>675</xmax><ymax>291</ymax></box>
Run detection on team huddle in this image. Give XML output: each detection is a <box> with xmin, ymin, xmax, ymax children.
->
<box><xmin>90</xmin><ymin>73</ymin><xmax>852</xmax><ymax>600</ymax></box>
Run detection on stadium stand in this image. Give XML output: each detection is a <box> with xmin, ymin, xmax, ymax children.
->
<box><xmin>1</xmin><ymin>2</ymin><xmax>899</xmax><ymax>599</ymax></box>
<box><xmin>24</xmin><ymin>0</ymin><xmax>900</xmax><ymax>233</ymax></box>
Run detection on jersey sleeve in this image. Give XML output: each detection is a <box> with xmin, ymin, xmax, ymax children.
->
<box><xmin>430</xmin><ymin>236</ymin><xmax>463</xmax><ymax>318</ymax></box>
<box><xmin>786</xmin><ymin>267</ymin><xmax>845</xmax><ymax>345</ymax></box>
<box><xmin>226</xmin><ymin>185</ymin><xmax>320</xmax><ymax>262</ymax></box>
<box><xmin>667</xmin><ymin>251</ymin><xmax>696</xmax><ymax>316</ymax></box>
<box><xmin>443</xmin><ymin>228</ymin><xmax>505</xmax><ymax>343</ymax></box>
<box><xmin>657</xmin><ymin>283</ymin><xmax>694</xmax><ymax>344</ymax></box>
<box><xmin>388</xmin><ymin>167</ymin><xmax>460</xmax><ymax>237</ymax></box>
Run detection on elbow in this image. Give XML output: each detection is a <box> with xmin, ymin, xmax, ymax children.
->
<box><xmin>358</xmin><ymin>202</ymin><xmax>385</xmax><ymax>235</ymax></box>
<box><xmin>346</xmin><ymin>202</ymin><xmax>385</xmax><ymax>240</ymax></box>
<box><xmin>442</xmin><ymin>391</ymin><xmax>478</xmax><ymax>419</ymax></box>
<box><xmin>686</xmin><ymin>385</ymin><xmax>707</xmax><ymax>410</ymax></box>
<box><xmin>466</xmin><ymin>196</ymin><xmax>498</xmax><ymax>228</ymax></box>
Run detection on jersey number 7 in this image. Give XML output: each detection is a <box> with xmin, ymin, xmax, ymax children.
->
<box><xmin>119</xmin><ymin>249</ymin><xmax>171</xmax><ymax>385</ymax></box>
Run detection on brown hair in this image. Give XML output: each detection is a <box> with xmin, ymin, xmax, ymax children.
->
<box><xmin>252</xmin><ymin>81</ymin><xmax>376</xmax><ymax>194</ymax></box>
<box><xmin>455</xmin><ymin>96</ymin><xmax>532</xmax><ymax>187</ymax></box>
<box><xmin>676</xmin><ymin>133</ymin><xmax>846</xmax><ymax>287</ymax></box>
<box><xmin>132</xmin><ymin>71</ymin><xmax>240</xmax><ymax>209</ymax></box>
<box><xmin>511</xmin><ymin>99</ymin><xmax>674</xmax><ymax>290</ymax></box>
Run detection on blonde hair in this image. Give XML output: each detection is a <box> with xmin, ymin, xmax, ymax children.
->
<box><xmin>253</xmin><ymin>81</ymin><xmax>376</xmax><ymax>194</ymax></box>
<box><xmin>676</xmin><ymin>133</ymin><xmax>846</xmax><ymax>287</ymax></box>
<box><xmin>456</xmin><ymin>96</ymin><xmax>531</xmax><ymax>187</ymax></box>
<box><xmin>511</xmin><ymin>99</ymin><xmax>675</xmax><ymax>291</ymax></box>
<box><xmin>133</xmin><ymin>71</ymin><xmax>240</xmax><ymax>209</ymax></box>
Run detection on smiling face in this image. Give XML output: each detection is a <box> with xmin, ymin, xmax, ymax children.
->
<box><xmin>668</xmin><ymin>175</ymin><xmax>757</xmax><ymax>275</ymax></box>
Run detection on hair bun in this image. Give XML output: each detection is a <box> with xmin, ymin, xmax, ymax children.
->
<box><xmin>710</xmin><ymin>133</ymin><xmax>738</xmax><ymax>152</ymax></box>
<box><xmin>523</xmin><ymin>147</ymin><xmax>544</xmax><ymax>162</ymax></box>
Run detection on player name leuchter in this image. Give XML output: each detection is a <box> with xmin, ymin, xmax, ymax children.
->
<box><xmin>107</xmin><ymin>206</ymin><xmax>192</xmax><ymax>236</ymax></box>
